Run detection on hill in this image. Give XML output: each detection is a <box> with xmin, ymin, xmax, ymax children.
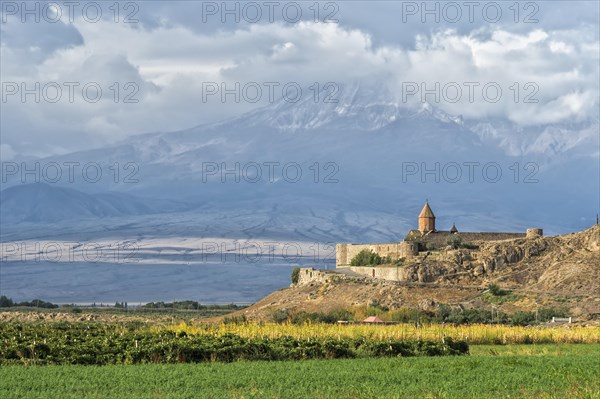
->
<box><xmin>222</xmin><ymin>225</ymin><xmax>600</xmax><ymax>322</ymax></box>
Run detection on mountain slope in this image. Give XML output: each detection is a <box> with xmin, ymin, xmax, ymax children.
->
<box><xmin>1</xmin><ymin>82</ymin><xmax>597</xmax><ymax>237</ymax></box>
<box><xmin>0</xmin><ymin>183</ymin><xmax>190</xmax><ymax>224</ymax></box>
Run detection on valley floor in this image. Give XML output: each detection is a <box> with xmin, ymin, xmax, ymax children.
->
<box><xmin>1</xmin><ymin>344</ymin><xmax>599</xmax><ymax>399</ymax></box>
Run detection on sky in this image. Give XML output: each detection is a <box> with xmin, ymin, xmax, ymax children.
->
<box><xmin>1</xmin><ymin>0</ymin><xmax>599</xmax><ymax>159</ymax></box>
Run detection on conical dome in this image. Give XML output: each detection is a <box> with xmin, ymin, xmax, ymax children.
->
<box><xmin>419</xmin><ymin>202</ymin><xmax>435</xmax><ymax>218</ymax></box>
<box><xmin>418</xmin><ymin>202</ymin><xmax>436</xmax><ymax>233</ymax></box>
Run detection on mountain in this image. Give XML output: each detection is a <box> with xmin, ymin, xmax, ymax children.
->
<box><xmin>0</xmin><ymin>183</ymin><xmax>191</xmax><ymax>224</ymax></box>
<box><xmin>1</xmin><ymin>82</ymin><xmax>597</xmax><ymax>236</ymax></box>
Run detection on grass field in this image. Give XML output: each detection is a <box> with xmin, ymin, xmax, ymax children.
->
<box><xmin>1</xmin><ymin>344</ymin><xmax>599</xmax><ymax>399</ymax></box>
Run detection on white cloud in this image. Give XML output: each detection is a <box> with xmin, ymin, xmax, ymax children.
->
<box><xmin>1</xmin><ymin>16</ymin><xmax>598</xmax><ymax>158</ymax></box>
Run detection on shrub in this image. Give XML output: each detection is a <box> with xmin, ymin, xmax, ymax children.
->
<box><xmin>425</xmin><ymin>243</ymin><xmax>437</xmax><ymax>251</ymax></box>
<box><xmin>487</xmin><ymin>283</ymin><xmax>508</xmax><ymax>296</ymax></box>
<box><xmin>436</xmin><ymin>304</ymin><xmax>452</xmax><ymax>322</ymax></box>
<box><xmin>350</xmin><ymin>249</ymin><xmax>383</xmax><ymax>266</ymax></box>
<box><xmin>223</xmin><ymin>315</ymin><xmax>247</xmax><ymax>324</ymax></box>
<box><xmin>367</xmin><ymin>299</ymin><xmax>389</xmax><ymax>312</ymax></box>
<box><xmin>272</xmin><ymin>309</ymin><xmax>289</xmax><ymax>324</ymax></box>
<box><xmin>446</xmin><ymin>235</ymin><xmax>462</xmax><ymax>249</ymax></box>
<box><xmin>388</xmin><ymin>307</ymin><xmax>421</xmax><ymax>323</ymax></box>
<box><xmin>510</xmin><ymin>311</ymin><xmax>536</xmax><ymax>326</ymax></box>
<box><xmin>142</xmin><ymin>301</ymin><xmax>207</xmax><ymax>310</ymax></box>
<box><xmin>291</xmin><ymin>268</ymin><xmax>300</xmax><ymax>284</ymax></box>
<box><xmin>537</xmin><ymin>307</ymin><xmax>569</xmax><ymax>322</ymax></box>
<box><xmin>290</xmin><ymin>309</ymin><xmax>354</xmax><ymax>324</ymax></box>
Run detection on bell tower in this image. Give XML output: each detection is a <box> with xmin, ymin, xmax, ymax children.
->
<box><xmin>418</xmin><ymin>201</ymin><xmax>436</xmax><ymax>234</ymax></box>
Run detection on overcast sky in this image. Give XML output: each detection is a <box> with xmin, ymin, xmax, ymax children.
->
<box><xmin>1</xmin><ymin>1</ymin><xmax>598</xmax><ymax>159</ymax></box>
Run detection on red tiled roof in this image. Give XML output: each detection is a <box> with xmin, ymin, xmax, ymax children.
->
<box><xmin>363</xmin><ymin>316</ymin><xmax>384</xmax><ymax>323</ymax></box>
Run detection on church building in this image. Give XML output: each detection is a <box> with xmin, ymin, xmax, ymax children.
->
<box><xmin>335</xmin><ymin>201</ymin><xmax>543</xmax><ymax>267</ymax></box>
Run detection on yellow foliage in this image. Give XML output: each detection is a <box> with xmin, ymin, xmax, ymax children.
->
<box><xmin>161</xmin><ymin>322</ymin><xmax>600</xmax><ymax>345</ymax></box>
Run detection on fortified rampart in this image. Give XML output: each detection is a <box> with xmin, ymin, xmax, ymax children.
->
<box><xmin>335</xmin><ymin>231</ymin><xmax>537</xmax><ymax>268</ymax></box>
<box><xmin>295</xmin><ymin>268</ymin><xmax>335</xmax><ymax>286</ymax></box>
<box><xmin>337</xmin><ymin>265</ymin><xmax>405</xmax><ymax>281</ymax></box>
<box><xmin>336</xmin><ymin>241</ymin><xmax>418</xmax><ymax>267</ymax></box>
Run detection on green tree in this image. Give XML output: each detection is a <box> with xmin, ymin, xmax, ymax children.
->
<box><xmin>350</xmin><ymin>249</ymin><xmax>383</xmax><ymax>266</ymax></box>
<box><xmin>0</xmin><ymin>296</ymin><xmax>14</xmax><ymax>307</ymax></box>
<box><xmin>291</xmin><ymin>268</ymin><xmax>301</xmax><ymax>284</ymax></box>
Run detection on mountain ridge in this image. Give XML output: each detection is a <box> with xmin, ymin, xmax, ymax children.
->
<box><xmin>1</xmin><ymin>83</ymin><xmax>597</xmax><ymax>236</ymax></box>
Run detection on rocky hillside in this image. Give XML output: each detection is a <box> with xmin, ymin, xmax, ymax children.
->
<box><xmin>394</xmin><ymin>224</ymin><xmax>600</xmax><ymax>295</ymax></box>
<box><xmin>224</xmin><ymin>225</ymin><xmax>600</xmax><ymax>321</ymax></box>
<box><xmin>479</xmin><ymin>225</ymin><xmax>599</xmax><ymax>294</ymax></box>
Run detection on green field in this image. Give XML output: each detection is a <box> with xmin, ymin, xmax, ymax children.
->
<box><xmin>1</xmin><ymin>344</ymin><xmax>598</xmax><ymax>399</ymax></box>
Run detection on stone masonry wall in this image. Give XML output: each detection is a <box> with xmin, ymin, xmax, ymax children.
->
<box><xmin>336</xmin><ymin>242</ymin><xmax>417</xmax><ymax>266</ymax></box>
<box><xmin>337</xmin><ymin>266</ymin><xmax>404</xmax><ymax>281</ymax></box>
<box><xmin>295</xmin><ymin>268</ymin><xmax>334</xmax><ymax>286</ymax></box>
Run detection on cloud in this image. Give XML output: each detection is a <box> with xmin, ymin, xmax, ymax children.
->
<box><xmin>398</xmin><ymin>27</ymin><xmax>599</xmax><ymax>124</ymax></box>
<box><xmin>1</xmin><ymin>10</ymin><xmax>598</xmax><ymax>158</ymax></box>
